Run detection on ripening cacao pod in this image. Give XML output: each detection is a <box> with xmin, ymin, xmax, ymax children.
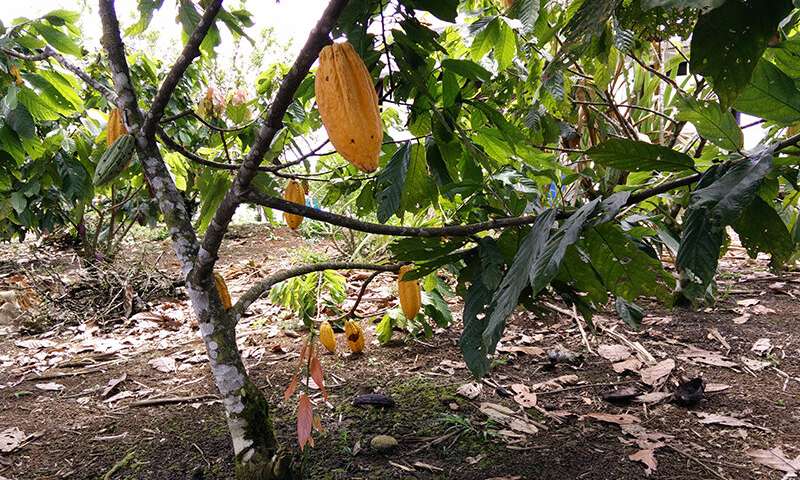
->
<box><xmin>319</xmin><ymin>320</ymin><xmax>336</xmax><ymax>353</ymax></box>
<box><xmin>315</xmin><ymin>41</ymin><xmax>383</xmax><ymax>173</ymax></box>
<box><xmin>398</xmin><ymin>265</ymin><xmax>421</xmax><ymax>320</ymax></box>
<box><xmin>106</xmin><ymin>108</ymin><xmax>128</xmax><ymax>146</ymax></box>
<box><xmin>283</xmin><ymin>180</ymin><xmax>305</xmax><ymax>230</ymax></box>
<box><xmin>93</xmin><ymin>134</ymin><xmax>135</xmax><ymax>187</ymax></box>
<box><xmin>344</xmin><ymin>320</ymin><xmax>365</xmax><ymax>353</ymax></box>
<box><xmin>213</xmin><ymin>273</ymin><xmax>232</xmax><ymax>309</ymax></box>
<box><xmin>9</xmin><ymin>66</ymin><xmax>23</xmax><ymax>86</ymax></box>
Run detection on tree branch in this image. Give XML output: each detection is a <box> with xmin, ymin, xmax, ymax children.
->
<box><xmin>233</xmin><ymin>262</ymin><xmax>403</xmax><ymax>319</ymax></box>
<box><xmin>142</xmin><ymin>0</ymin><xmax>224</xmax><ymax>137</ymax></box>
<box><xmin>192</xmin><ymin>0</ymin><xmax>350</xmax><ymax>283</ymax></box>
<box><xmin>337</xmin><ymin>270</ymin><xmax>385</xmax><ymax>320</ymax></box>
<box><xmin>1</xmin><ymin>46</ymin><xmax>117</xmax><ymax>103</ymax></box>
<box><xmin>99</xmin><ymin>0</ymin><xmax>199</xmax><ymax>274</ymax></box>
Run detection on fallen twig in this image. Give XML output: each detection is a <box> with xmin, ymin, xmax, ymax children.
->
<box><xmin>128</xmin><ymin>394</ymin><xmax>218</xmax><ymax>408</ymax></box>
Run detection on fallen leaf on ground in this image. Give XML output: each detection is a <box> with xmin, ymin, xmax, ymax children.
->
<box><xmin>693</xmin><ymin>412</ymin><xmax>765</xmax><ymax>430</ymax></box>
<box><xmin>751</xmin><ymin>338</ymin><xmax>773</xmax><ymax>356</ymax></box>
<box><xmin>498</xmin><ymin>345</ymin><xmax>546</xmax><ymax>356</ymax></box>
<box><xmin>732</xmin><ymin>313</ymin><xmax>751</xmax><ymax>324</ymax></box>
<box><xmin>597</xmin><ymin>344</ymin><xmax>631</xmax><ymax>362</ymax></box>
<box><xmin>102</xmin><ymin>373</ymin><xmax>127</xmax><ymax>398</ymax></box>
<box><xmin>629</xmin><ymin>449</ymin><xmax>657</xmax><ymax>476</ymax></box>
<box><xmin>0</xmin><ymin>427</ymin><xmax>25</xmax><ymax>453</ymax></box>
<box><xmin>737</xmin><ymin>299</ymin><xmax>760</xmax><ymax>307</ymax></box>
<box><xmin>479</xmin><ymin>402</ymin><xmax>514</xmax><ymax>423</ymax></box>
<box><xmin>513</xmin><ymin>390</ymin><xmax>537</xmax><ymax>408</ymax></box>
<box><xmin>456</xmin><ymin>382</ymin><xmax>482</xmax><ymax>400</ymax></box>
<box><xmin>640</xmin><ymin>359</ymin><xmax>675</xmax><ymax>387</ymax></box>
<box><xmin>747</xmin><ymin>447</ymin><xmax>800</xmax><ymax>476</ymax></box>
<box><xmin>634</xmin><ymin>392</ymin><xmax>673</xmax><ymax>404</ymax></box>
<box><xmin>508</xmin><ymin>418</ymin><xmax>539</xmax><ymax>434</ymax></box>
<box><xmin>35</xmin><ymin>382</ymin><xmax>64</xmax><ymax>391</ymax></box>
<box><xmin>707</xmin><ymin>328</ymin><xmax>730</xmax><ymax>352</ymax></box>
<box><xmin>148</xmin><ymin>356</ymin><xmax>176</xmax><ymax>373</ymax></box>
<box><xmin>678</xmin><ymin>347</ymin><xmax>738</xmax><ymax>368</ymax></box>
<box><xmin>602</xmin><ymin>386</ymin><xmax>639</xmax><ymax>403</ymax></box>
<box><xmin>581</xmin><ymin>413</ymin><xmax>640</xmax><ymax>426</ymax></box>
<box><xmin>751</xmin><ymin>305</ymin><xmax>776</xmax><ymax>315</ymax></box>
<box><xmin>704</xmin><ymin>383</ymin><xmax>731</xmax><ymax>393</ymax></box>
<box><xmin>613</xmin><ymin>357</ymin><xmax>643</xmax><ymax>374</ymax></box>
<box><xmin>740</xmin><ymin>356</ymin><xmax>771</xmax><ymax>372</ymax></box>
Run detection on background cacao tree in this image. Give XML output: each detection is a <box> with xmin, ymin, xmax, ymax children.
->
<box><xmin>4</xmin><ymin>0</ymin><xmax>800</xmax><ymax>477</ymax></box>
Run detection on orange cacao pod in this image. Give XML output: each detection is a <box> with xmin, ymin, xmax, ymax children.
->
<box><xmin>344</xmin><ymin>320</ymin><xmax>365</xmax><ymax>353</ymax></box>
<box><xmin>283</xmin><ymin>180</ymin><xmax>305</xmax><ymax>230</ymax></box>
<box><xmin>319</xmin><ymin>320</ymin><xmax>336</xmax><ymax>353</ymax></box>
<box><xmin>315</xmin><ymin>41</ymin><xmax>383</xmax><ymax>173</ymax></box>
<box><xmin>9</xmin><ymin>66</ymin><xmax>23</xmax><ymax>86</ymax></box>
<box><xmin>398</xmin><ymin>265</ymin><xmax>421</xmax><ymax>320</ymax></box>
<box><xmin>213</xmin><ymin>273</ymin><xmax>232</xmax><ymax>309</ymax></box>
<box><xmin>106</xmin><ymin>108</ymin><xmax>127</xmax><ymax>147</ymax></box>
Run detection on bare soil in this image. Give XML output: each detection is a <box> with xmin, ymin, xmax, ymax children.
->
<box><xmin>1</xmin><ymin>224</ymin><xmax>799</xmax><ymax>480</ymax></box>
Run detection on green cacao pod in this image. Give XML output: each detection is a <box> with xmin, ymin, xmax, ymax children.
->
<box><xmin>94</xmin><ymin>134</ymin><xmax>135</xmax><ymax>187</ymax></box>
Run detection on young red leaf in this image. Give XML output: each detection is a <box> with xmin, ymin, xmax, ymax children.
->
<box><xmin>283</xmin><ymin>373</ymin><xmax>299</xmax><ymax>401</ymax></box>
<box><xmin>309</xmin><ymin>349</ymin><xmax>328</xmax><ymax>401</ymax></box>
<box><xmin>297</xmin><ymin>393</ymin><xmax>314</xmax><ymax>450</ymax></box>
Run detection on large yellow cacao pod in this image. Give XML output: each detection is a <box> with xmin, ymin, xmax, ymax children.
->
<box><xmin>398</xmin><ymin>265</ymin><xmax>421</xmax><ymax>320</ymax></box>
<box><xmin>315</xmin><ymin>41</ymin><xmax>383</xmax><ymax>173</ymax></box>
<box><xmin>283</xmin><ymin>180</ymin><xmax>305</xmax><ymax>230</ymax></box>
<box><xmin>9</xmin><ymin>66</ymin><xmax>23</xmax><ymax>87</ymax></box>
<box><xmin>213</xmin><ymin>273</ymin><xmax>232</xmax><ymax>309</ymax></box>
<box><xmin>319</xmin><ymin>320</ymin><xmax>336</xmax><ymax>353</ymax></box>
<box><xmin>344</xmin><ymin>320</ymin><xmax>365</xmax><ymax>353</ymax></box>
<box><xmin>106</xmin><ymin>108</ymin><xmax>127</xmax><ymax>147</ymax></box>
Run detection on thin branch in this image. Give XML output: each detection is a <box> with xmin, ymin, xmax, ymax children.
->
<box><xmin>161</xmin><ymin>108</ymin><xmax>261</xmax><ymax>133</ymax></box>
<box><xmin>572</xmin><ymin>100</ymin><xmax>677</xmax><ymax>124</ymax></box>
<box><xmin>233</xmin><ymin>262</ymin><xmax>403</xmax><ymax>319</ymax></box>
<box><xmin>142</xmin><ymin>0</ymin><xmax>224</xmax><ymax>137</ymax></box>
<box><xmin>193</xmin><ymin>0</ymin><xmax>354</xmax><ymax>283</ymax></box>
<box><xmin>1</xmin><ymin>46</ymin><xmax>117</xmax><ymax>103</ymax></box>
<box><xmin>337</xmin><ymin>270</ymin><xmax>385</xmax><ymax>320</ymax></box>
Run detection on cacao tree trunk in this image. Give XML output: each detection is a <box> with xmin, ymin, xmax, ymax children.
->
<box><xmin>186</xmin><ymin>280</ymin><xmax>296</xmax><ymax>479</ymax></box>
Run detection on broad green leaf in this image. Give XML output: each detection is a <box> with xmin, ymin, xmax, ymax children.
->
<box><xmin>479</xmin><ymin>237</ymin><xmax>505</xmax><ymax>291</ymax></box>
<box><xmin>17</xmin><ymin>88</ymin><xmax>59</xmax><ymax>121</ymax></box>
<box><xmin>403</xmin><ymin>0</ymin><xmax>458</xmax><ymax>22</ymax></box>
<box><xmin>677</xmin><ymin>148</ymin><xmax>774</xmax><ymax>299</ymax></box>
<box><xmin>769</xmin><ymin>36</ymin><xmax>800</xmax><ymax>78</ymax></box>
<box><xmin>555</xmin><ymin>245</ymin><xmax>608</xmax><ymax>305</ymax></box>
<box><xmin>390</xmin><ymin>236</ymin><xmax>467</xmax><ymax>262</ymax></box>
<box><xmin>33</xmin><ymin>23</ymin><xmax>81</xmax><ymax>56</ymax></box>
<box><xmin>376</xmin><ymin>314</ymin><xmax>394</xmax><ymax>344</ymax></box>
<box><xmin>6</xmin><ymin>105</ymin><xmax>35</xmax><ymax>138</ymax></box>
<box><xmin>460</xmin><ymin>278</ymin><xmax>493</xmax><ymax>377</ymax></box>
<box><xmin>732</xmin><ymin>196</ymin><xmax>794</xmax><ymax>269</ymax></box>
<box><xmin>400</xmin><ymin>144</ymin><xmax>436</xmax><ymax>213</ymax></box>
<box><xmin>196</xmin><ymin>172</ymin><xmax>231</xmax><ymax>232</ymax></box>
<box><xmin>495</xmin><ymin>20</ymin><xmax>517</xmax><ymax>71</ymax></box>
<box><xmin>0</xmin><ymin>127</ymin><xmax>25</xmax><ymax>165</ymax></box>
<box><xmin>615</xmin><ymin>297</ymin><xmax>644</xmax><ymax>330</ymax></box>
<box><xmin>442</xmin><ymin>59</ymin><xmax>492</xmax><ymax>83</ymax></box>
<box><xmin>734</xmin><ymin>60</ymin><xmax>800</xmax><ymax>124</ymax></box>
<box><xmin>675</xmin><ymin>97</ymin><xmax>742</xmax><ymax>151</ymax></box>
<box><xmin>10</xmin><ymin>191</ymin><xmax>26</xmax><ymax>214</ymax></box>
<box><xmin>482</xmin><ymin>209</ymin><xmax>557</xmax><ymax>353</ymax></box>
<box><xmin>584</xmin><ymin>223</ymin><xmax>675</xmax><ymax>303</ymax></box>
<box><xmin>376</xmin><ymin>143</ymin><xmax>410</xmax><ymax>222</ymax></box>
<box><xmin>126</xmin><ymin>0</ymin><xmax>165</xmax><ymax>36</ymax></box>
<box><xmin>689</xmin><ymin>0</ymin><xmax>793</xmax><ymax>106</ymax></box>
<box><xmin>642</xmin><ymin>0</ymin><xmax>724</xmax><ymax>9</ymax></box>
<box><xmin>587</xmin><ymin>139</ymin><xmax>694</xmax><ymax>172</ymax></box>
<box><xmin>43</xmin><ymin>9</ymin><xmax>81</xmax><ymax>25</ymax></box>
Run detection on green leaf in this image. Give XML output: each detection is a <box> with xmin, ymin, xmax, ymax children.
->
<box><xmin>10</xmin><ymin>191</ymin><xmax>26</xmax><ymax>214</ymax></box>
<box><xmin>614</xmin><ymin>297</ymin><xmax>644</xmax><ymax>330</ymax></box>
<box><xmin>732</xmin><ymin>196</ymin><xmax>794</xmax><ymax>269</ymax></box>
<box><xmin>769</xmin><ymin>36</ymin><xmax>800</xmax><ymax>78</ymax></box>
<box><xmin>586</xmin><ymin>139</ymin><xmax>695</xmax><ymax>172</ymax></box>
<box><xmin>403</xmin><ymin>0</ymin><xmax>458</xmax><ymax>22</ymax></box>
<box><xmin>376</xmin><ymin>143</ymin><xmax>410</xmax><ymax>222</ymax></box>
<box><xmin>482</xmin><ymin>210</ymin><xmax>557</xmax><ymax>353</ymax></box>
<box><xmin>33</xmin><ymin>23</ymin><xmax>81</xmax><ymax>56</ymax></box>
<box><xmin>556</xmin><ymin>245</ymin><xmax>608</xmax><ymax>305</ymax></box>
<box><xmin>494</xmin><ymin>20</ymin><xmax>517</xmax><ymax>71</ymax></box>
<box><xmin>675</xmin><ymin>96</ymin><xmax>742</xmax><ymax>151</ymax></box>
<box><xmin>6</xmin><ymin>105</ymin><xmax>35</xmax><ymax>138</ymax></box>
<box><xmin>43</xmin><ymin>9</ymin><xmax>81</xmax><ymax>25</ymax></box>
<box><xmin>423</xmin><ymin>289</ymin><xmax>453</xmax><ymax>327</ymax></box>
<box><xmin>677</xmin><ymin>148</ymin><xmax>774</xmax><ymax>298</ymax></box>
<box><xmin>642</xmin><ymin>0</ymin><xmax>724</xmax><ymax>9</ymax></box>
<box><xmin>734</xmin><ymin>60</ymin><xmax>800</xmax><ymax>124</ymax></box>
<box><xmin>584</xmin><ymin>223</ymin><xmax>675</xmax><ymax>303</ymax></box>
<box><xmin>390</xmin><ymin>236</ymin><xmax>467</xmax><ymax>262</ymax></box>
<box><xmin>0</xmin><ymin>127</ymin><xmax>25</xmax><ymax>165</ymax></box>
<box><xmin>376</xmin><ymin>314</ymin><xmax>394</xmax><ymax>344</ymax></box>
<box><xmin>126</xmin><ymin>0</ymin><xmax>165</xmax><ymax>36</ymax></box>
<box><xmin>689</xmin><ymin>0</ymin><xmax>793</xmax><ymax>106</ymax></box>
<box><xmin>479</xmin><ymin>237</ymin><xmax>505</xmax><ymax>291</ymax></box>
<box><xmin>442</xmin><ymin>59</ymin><xmax>492</xmax><ymax>83</ymax></box>
<box><xmin>196</xmin><ymin>172</ymin><xmax>231</xmax><ymax>232</ymax></box>
<box><xmin>459</xmin><ymin>277</ymin><xmax>493</xmax><ymax>377</ymax></box>
<box><xmin>400</xmin><ymin>143</ymin><xmax>436</xmax><ymax>213</ymax></box>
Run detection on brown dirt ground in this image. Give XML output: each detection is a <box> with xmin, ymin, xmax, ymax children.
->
<box><xmin>1</xmin><ymin>224</ymin><xmax>799</xmax><ymax>480</ymax></box>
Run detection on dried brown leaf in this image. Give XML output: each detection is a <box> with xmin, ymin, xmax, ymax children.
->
<box><xmin>640</xmin><ymin>359</ymin><xmax>675</xmax><ymax>387</ymax></box>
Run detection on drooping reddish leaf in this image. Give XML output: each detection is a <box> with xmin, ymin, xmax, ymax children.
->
<box><xmin>309</xmin><ymin>349</ymin><xmax>328</xmax><ymax>401</ymax></box>
<box><xmin>297</xmin><ymin>393</ymin><xmax>314</xmax><ymax>450</ymax></box>
<box><xmin>283</xmin><ymin>373</ymin><xmax>299</xmax><ymax>401</ymax></box>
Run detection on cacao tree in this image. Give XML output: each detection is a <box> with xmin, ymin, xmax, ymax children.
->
<box><xmin>3</xmin><ymin>0</ymin><xmax>800</xmax><ymax>477</ymax></box>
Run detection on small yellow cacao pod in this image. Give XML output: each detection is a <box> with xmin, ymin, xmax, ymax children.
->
<box><xmin>315</xmin><ymin>41</ymin><xmax>383</xmax><ymax>173</ymax></box>
<box><xmin>283</xmin><ymin>180</ymin><xmax>305</xmax><ymax>230</ymax></box>
<box><xmin>213</xmin><ymin>273</ymin><xmax>232</xmax><ymax>309</ymax></box>
<box><xmin>9</xmin><ymin>66</ymin><xmax>23</xmax><ymax>87</ymax></box>
<box><xmin>344</xmin><ymin>320</ymin><xmax>365</xmax><ymax>353</ymax></box>
<box><xmin>398</xmin><ymin>265</ymin><xmax>421</xmax><ymax>320</ymax></box>
<box><xmin>319</xmin><ymin>320</ymin><xmax>336</xmax><ymax>353</ymax></box>
<box><xmin>106</xmin><ymin>108</ymin><xmax>127</xmax><ymax>147</ymax></box>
